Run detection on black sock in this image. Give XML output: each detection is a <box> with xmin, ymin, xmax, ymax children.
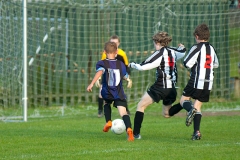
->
<box><xmin>98</xmin><ymin>98</ymin><xmax>103</xmax><ymax>111</ymax></box>
<box><xmin>104</xmin><ymin>104</ymin><xmax>111</xmax><ymax>122</ymax></box>
<box><xmin>169</xmin><ymin>103</ymin><xmax>183</xmax><ymax>116</ymax></box>
<box><xmin>133</xmin><ymin>111</ymin><xmax>144</xmax><ymax>135</ymax></box>
<box><xmin>194</xmin><ymin>113</ymin><xmax>202</xmax><ymax>132</ymax></box>
<box><xmin>182</xmin><ymin>101</ymin><xmax>192</xmax><ymax>112</ymax></box>
<box><xmin>122</xmin><ymin>115</ymin><xmax>131</xmax><ymax>130</ymax></box>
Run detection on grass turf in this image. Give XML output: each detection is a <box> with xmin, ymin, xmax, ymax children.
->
<box><xmin>0</xmin><ymin>106</ymin><xmax>240</xmax><ymax>160</ymax></box>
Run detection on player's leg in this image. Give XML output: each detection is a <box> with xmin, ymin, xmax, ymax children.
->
<box><xmin>168</xmin><ymin>103</ymin><xmax>183</xmax><ymax>116</ymax></box>
<box><xmin>115</xmin><ymin>100</ymin><xmax>134</xmax><ymax>141</ymax></box>
<box><xmin>192</xmin><ymin>89</ymin><xmax>209</xmax><ymax>140</ymax></box>
<box><xmin>162</xmin><ymin>105</ymin><xmax>171</xmax><ymax>118</ymax></box>
<box><xmin>103</xmin><ymin>100</ymin><xmax>112</xmax><ymax>132</ymax></box>
<box><xmin>133</xmin><ymin>92</ymin><xmax>154</xmax><ymax>139</ymax></box>
<box><xmin>163</xmin><ymin>87</ymin><xmax>177</xmax><ymax>118</ymax></box>
<box><xmin>97</xmin><ymin>85</ymin><xmax>103</xmax><ymax>117</ymax></box>
<box><xmin>192</xmin><ymin>100</ymin><xmax>202</xmax><ymax>140</ymax></box>
<box><xmin>180</xmin><ymin>84</ymin><xmax>198</xmax><ymax>126</ymax></box>
<box><xmin>180</xmin><ymin>95</ymin><xmax>197</xmax><ymax>126</ymax></box>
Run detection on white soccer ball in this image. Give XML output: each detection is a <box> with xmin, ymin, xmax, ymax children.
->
<box><xmin>111</xmin><ymin>119</ymin><xmax>126</xmax><ymax>135</ymax></box>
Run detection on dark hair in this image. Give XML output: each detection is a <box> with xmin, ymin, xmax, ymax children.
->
<box><xmin>109</xmin><ymin>35</ymin><xmax>120</xmax><ymax>43</ymax></box>
<box><xmin>193</xmin><ymin>23</ymin><xmax>210</xmax><ymax>41</ymax></box>
<box><xmin>104</xmin><ymin>41</ymin><xmax>117</xmax><ymax>54</ymax></box>
<box><xmin>152</xmin><ymin>32</ymin><xmax>172</xmax><ymax>46</ymax></box>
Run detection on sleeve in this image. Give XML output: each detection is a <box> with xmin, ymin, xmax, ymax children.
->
<box><xmin>101</xmin><ymin>51</ymin><xmax>107</xmax><ymax>60</ymax></box>
<box><xmin>132</xmin><ymin>51</ymin><xmax>163</xmax><ymax>71</ymax></box>
<box><xmin>96</xmin><ymin>61</ymin><xmax>105</xmax><ymax>73</ymax></box>
<box><xmin>213</xmin><ymin>53</ymin><xmax>219</xmax><ymax>68</ymax></box>
<box><xmin>118</xmin><ymin>49</ymin><xmax>131</xmax><ymax>75</ymax></box>
<box><xmin>183</xmin><ymin>45</ymin><xmax>199</xmax><ymax>69</ymax></box>
<box><xmin>118</xmin><ymin>49</ymin><xmax>129</xmax><ymax>65</ymax></box>
<box><xmin>168</xmin><ymin>46</ymin><xmax>186</xmax><ymax>60</ymax></box>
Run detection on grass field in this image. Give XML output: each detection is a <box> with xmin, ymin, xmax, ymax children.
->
<box><xmin>0</xmin><ymin>104</ymin><xmax>240</xmax><ymax>160</ymax></box>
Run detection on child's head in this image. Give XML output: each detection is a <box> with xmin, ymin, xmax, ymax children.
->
<box><xmin>109</xmin><ymin>35</ymin><xmax>120</xmax><ymax>48</ymax></box>
<box><xmin>152</xmin><ymin>32</ymin><xmax>172</xmax><ymax>48</ymax></box>
<box><xmin>104</xmin><ymin>41</ymin><xmax>117</xmax><ymax>56</ymax></box>
<box><xmin>193</xmin><ymin>23</ymin><xmax>210</xmax><ymax>42</ymax></box>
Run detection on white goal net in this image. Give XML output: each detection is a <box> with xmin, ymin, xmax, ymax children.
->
<box><xmin>0</xmin><ymin>0</ymin><xmax>240</xmax><ymax>121</ymax></box>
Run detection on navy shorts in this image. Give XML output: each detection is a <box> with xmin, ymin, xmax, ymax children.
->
<box><xmin>104</xmin><ymin>99</ymin><xmax>128</xmax><ymax>108</ymax></box>
<box><xmin>147</xmin><ymin>83</ymin><xmax>173</xmax><ymax>103</ymax></box>
<box><xmin>183</xmin><ymin>84</ymin><xmax>210</xmax><ymax>102</ymax></box>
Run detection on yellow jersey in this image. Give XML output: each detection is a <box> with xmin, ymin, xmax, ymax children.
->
<box><xmin>101</xmin><ymin>48</ymin><xmax>129</xmax><ymax>66</ymax></box>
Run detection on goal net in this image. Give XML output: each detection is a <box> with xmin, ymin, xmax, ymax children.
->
<box><xmin>0</xmin><ymin>0</ymin><xmax>240</xmax><ymax>120</ymax></box>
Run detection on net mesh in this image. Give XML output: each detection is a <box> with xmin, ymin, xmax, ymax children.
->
<box><xmin>0</xmin><ymin>0</ymin><xmax>240</xmax><ymax>120</ymax></box>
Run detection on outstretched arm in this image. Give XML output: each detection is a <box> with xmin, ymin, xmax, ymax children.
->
<box><xmin>87</xmin><ymin>70</ymin><xmax>103</xmax><ymax>92</ymax></box>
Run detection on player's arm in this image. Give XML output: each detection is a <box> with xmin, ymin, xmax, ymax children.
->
<box><xmin>168</xmin><ymin>44</ymin><xmax>186</xmax><ymax>61</ymax></box>
<box><xmin>122</xmin><ymin>73</ymin><xmax>132</xmax><ymax>88</ymax></box>
<box><xmin>129</xmin><ymin>55</ymin><xmax>163</xmax><ymax>71</ymax></box>
<box><xmin>87</xmin><ymin>70</ymin><xmax>103</xmax><ymax>92</ymax></box>
<box><xmin>213</xmin><ymin>53</ymin><xmax>219</xmax><ymax>68</ymax></box>
<box><xmin>183</xmin><ymin>45</ymin><xmax>199</xmax><ymax>69</ymax></box>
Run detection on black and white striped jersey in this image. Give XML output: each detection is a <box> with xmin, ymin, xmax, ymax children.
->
<box><xmin>131</xmin><ymin>46</ymin><xmax>186</xmax><ymax>88</ymax></box>
<box><xmin>183</xmin><ymin>42</ymin><xmax>219</xmax><ymax>90</ymax></box>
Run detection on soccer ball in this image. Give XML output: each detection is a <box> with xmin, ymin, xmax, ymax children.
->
<box><xmin>111</xmin><ymin>119</ymin><xmax>126</xmax><ymax>135</ymax></box>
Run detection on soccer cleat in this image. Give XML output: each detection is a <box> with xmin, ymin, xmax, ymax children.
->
<box><xmin>186</xmin><ymin>108</ymin><xmax>197</xmax><ymax>126</ymax></box>
<box><xmin>103</xmin><ymin>121</ymin><xmax>112</xmax><ymax>132</ymax></box>
<box><xmin>192</xmin><ymin>130</ymin><xmax>201</xmax><ymax>140</ymax></box>
<box><xmin>127</xmin><ymin>128</ymin><xmax>134</xmax><ymax>141</ymax></box>
<box><xmin>134</xmin><ymin>134</ymin><xmax>141</xmax><ymax>140</ymax></box>
<box><xmin>98</xmin><ymin>110</ymin><xmax>103</xmax><ymax>118</ymax></box>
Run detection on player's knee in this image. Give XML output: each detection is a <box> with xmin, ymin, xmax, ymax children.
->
<box><xmin>182</xmin><ymin>100</ymin><xmax>192</xmax><ymax>107</ymax></box>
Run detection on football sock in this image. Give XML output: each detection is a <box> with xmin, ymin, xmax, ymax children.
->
<box><xmin>133</xmin><ymin>111</ymin><xmax>144</xmax><ymax>135</ymax></box>
<box><xmin>98</xmin><ymin>98</ymin><xmax>103</xmax><ymax>111</ymax></box>
<box><xmin>193</xmin><ymin>112</ymin><xmax>202</xmax><ymax>132</ymax></box>
<box><xmin>104</xmin><ymin>104</ymin><xmax>111</xmax><ymax>122</ymax></box>
<box><xmin>122</xmin><ymin>115</ymin><xmax>131</xmax><ymax>130</ymax></box>
<box><xmin>182</xmin><ymin>100</ymin><xmax>193</xmax><ymax>112</ymax></box>
<box><xmin>169</xmin><ymin>103</ymin><xmax>183</xmax><ymax>116</ymax></box>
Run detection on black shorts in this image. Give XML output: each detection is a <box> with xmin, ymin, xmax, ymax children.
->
<box><xmin>183</xmin><ymin>84</ymin><xmax>210</xmax><ymax>102</ymax></box>
<box><xmin>162</xmin><ymin>87</ymin><xmax>177</xmax><ymax>105</ymax></box>
<box><xmin>147</xmin><ymin>83</ymin><xmax>173</xmax><ymax>103</ymax></box>
<box><xmin>104</xmin><ymin>99</ymin><xmax>128</xmax><ymax>108</ymax></box>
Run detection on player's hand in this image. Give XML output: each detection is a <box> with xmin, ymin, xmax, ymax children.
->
<box><xmin>128</xmin><ymin>62</ymin><xmax>137</xmax><ymax>69</ymax></box>
<box><xmin>86</xmin><ymin>84</ymin><xmax>93</xmax><ymax>92</ymax></box>
<box><xmin>95</xmin><ymin>77</ymin><xmax>101</xmax><ymax>88</ymax></box>
<box><xmin>178</xmin><ymin>43</ymin><xmax>185</xmax><ymax>48</ymax></box>
<box><xmin>126</xmin><ymin>78</ymin><xmax>132</xmax><ymax>88</ymax></box>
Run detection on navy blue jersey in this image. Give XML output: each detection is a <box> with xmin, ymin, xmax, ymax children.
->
<box><xmin>96</xmin><ymin>59</ymin><xmax>128</xmax><ymax>100</ymax></box>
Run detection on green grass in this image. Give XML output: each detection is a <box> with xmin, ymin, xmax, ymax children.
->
<box><xmin>0</xmin><ymin>105</ymin><xmax>240</xmax><ymax>160</ymax></box>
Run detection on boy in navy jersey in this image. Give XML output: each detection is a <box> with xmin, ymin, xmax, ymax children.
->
<box><xmin>87</xmin><ymin>41</ymin><xmax>134</xmax><ymax>141</ymax></box>
<box><xmin>95</xmin><ymin>35</ymin><xmax>132</xmax><ymax>117</ymax></box>
<box><xmin>169</xmin><ymin>23</ymin><xmax>219</xmax><ymax>140</ymax></box>
<box><xmin>129</xmin><ymin>32</ymin><xmax>186</xmax><ymax>139</ymax></box>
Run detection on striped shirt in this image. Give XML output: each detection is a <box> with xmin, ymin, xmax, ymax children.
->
<box><xmin>183</xmin><ymin>42</ymin><xmax>219</xmax><ymax>90</ymax></box>
<box><xmin>132</xmin><ymin>46</ymin><xmax>186</xmax><ymax>88</ymax></box>
<box><xmin>96</xmin><ymin>59</ymin><xmax>128</xmax><ymax>100</ymax></box>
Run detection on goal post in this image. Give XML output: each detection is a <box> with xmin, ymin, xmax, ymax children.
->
<box><xmin>0</xmin><ymin>0</ymin><xmax>240</xmax><ymax>121</ymax></box>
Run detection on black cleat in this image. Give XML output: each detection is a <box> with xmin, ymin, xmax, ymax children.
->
<box><xmin>98</xmin><ymin>110</ymin><xmax>103</xmax><ymax>118</ymax></box>
<box><xmin>186</xmin><ymin>108</ymin><xmax>197</xmax><ymax>126</ymax></box>
<box><xmin>192</xmin><ymin>130</ymin><xmax>201</xmax><ymax>140</ymax></box>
